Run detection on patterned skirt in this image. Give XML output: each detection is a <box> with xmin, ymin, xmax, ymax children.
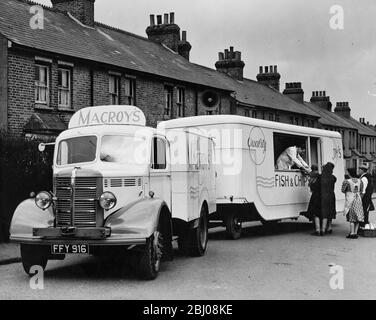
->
<box><xmin>346</xmin><ymin>195</ymin><xmax>365</xmax><ymax>223</ymax></box>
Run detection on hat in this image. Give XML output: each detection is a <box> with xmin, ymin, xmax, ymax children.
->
<box><xmin>359</xmin><ymin>163</ymin><xmax>369</xmax><ymax>171</ymax></box>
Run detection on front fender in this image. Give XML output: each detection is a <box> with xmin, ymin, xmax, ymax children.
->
<box><xmin>105</xmin><ymin>198</ymin><xmax>168</xmax><ymax>239</ymax></box>
<box><xmin>10</xmin><ymin>199</ymin><xmax>55</xmax><ymax>239</ymax></box>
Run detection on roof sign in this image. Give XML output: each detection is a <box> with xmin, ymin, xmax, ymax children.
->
<box><xmin>69</xmin><ymin>106</ymin><xmax>146</xmax><ymax>129</ymax></box>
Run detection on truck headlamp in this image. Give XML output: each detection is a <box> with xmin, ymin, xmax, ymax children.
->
<box><xmin>99</xmin><ymin>192</ymin><xmax>117</xmax><ymax>210</ymax></box>
<box><xmin>35</xmin><ymin>191</ymin><xmax>53</xmax><ymax>210</ymax></box>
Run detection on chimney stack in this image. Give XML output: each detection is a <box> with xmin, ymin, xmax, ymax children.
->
<box><xmin>257</xmin><ymin>65</ymin><xmax>281</xmax><ymax>91</ymax></box>
<box><xmin>215</xmin><ymin>46</ymin><xmax>245</xmax><ymax>81</ymax></box>
<box><xmin>178</xmin><ymin>30</ymin><xmax>192</xmax><ymax>60</ymax></box>
<box><xmin>283</xmin><ymin>82</ymin><xmax>304</xmax><ymax>103</ymax></box>
<box><xmin>51</xmin><ymin>0</ymin><xmax>96</xmax><ymax>27</ymax></box>
<box><xmin>146</xmin><ymin>12</ymin><xmax>181</xmax><ymax>52</ymax></box>
<box><xmin>310</xmin><ymin>90</ymin><xmax>332</xmax><ymax>111</ymax></box>
<box><xmin>334</xmin><ymin>102</ymin><xmax>351</xmax><ymax>118</ymax></box>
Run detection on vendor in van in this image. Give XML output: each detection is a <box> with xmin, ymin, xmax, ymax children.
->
<box><xmin>276</xmin><ymin>146</ymin><xmax>312</xmax><ymax>174</ymax></box>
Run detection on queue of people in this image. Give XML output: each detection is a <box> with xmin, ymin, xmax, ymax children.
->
<box><xmin>307</xmin><ymin>163</ymin><xmax>374</xmax><ymax>239</ymax></box>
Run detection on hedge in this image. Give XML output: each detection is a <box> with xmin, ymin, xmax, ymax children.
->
<box><xmin>0</xmin><ymin>133</ymin><xmax>53</xmax><ymax>242</ymax></box>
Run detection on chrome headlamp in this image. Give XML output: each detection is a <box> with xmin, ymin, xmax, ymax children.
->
<box><xmin>99</xmin><ymin>192</ymin><xmax>117</xmax><ymax>210</ymax></box>
<box><xmin>35</xmin><ymin>191</ymin><xmax>53</xmax><ymax>210</ymax></box>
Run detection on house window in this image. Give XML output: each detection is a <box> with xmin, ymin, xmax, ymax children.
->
<box><xmin>58</xmin><ymin>68</ymin><xmax>71</xmax><ymax>108</ymax></box>
<box><xmin>275</xmin><ymin>114</ymin><xmax>280</xmax><ymax>122</ymax></box>
<box><xmin>177</xmin><ymin>88</ymin><xmax>185</xmax><ymax>118</ymax></box>
<box><xmin>35</xmin><ymin>65</ymin><xmax>49</xmax><ymax>104</ymax></box>
<box><xmin>252</xmin><ymin>111</ymin><xmax>257</xmax><ymax>119</ymax></box>
<box><xmin>294</xmin><ymin>118</ymin><xmax>299</xmax><ymax>126</ymax></box>
<box><xmin>245</xmin><ymin>109</ymin><xmax>250</xmax><ymax>117</ymax></box>
<box><xmin>164</xmin><ymin>86</ymin><xmax>173</xmax><ymax>117</ymax></box>
<box><xmin>269</xmin><ymin>113</ymin><xmax>274</xmax><ymax>121</ymax></box>
<box><xmin>124</xmin><ymin>78</ymin><xmax>136</xmax><ymax>105</ymax></box>
<box><xmin>109</xmin><ymin>75</ymin><xmax>120</xmax><ymax>105</ymax></box>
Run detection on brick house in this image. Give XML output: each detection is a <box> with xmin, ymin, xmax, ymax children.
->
<box><xmin>0</xmin><ymin>0</ymin><xmax>322</xmax><ymax>139</ymax></box>
<box><xmin>0</xmin><ymin>0</ymin><xmax>237</xmax><ymax>138</ymax></box>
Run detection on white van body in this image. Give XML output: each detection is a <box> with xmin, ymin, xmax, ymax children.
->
<box><xmin>159</xmin><ymin>115</ymin><xmax>345</xmax><ymax>237</ymax></box>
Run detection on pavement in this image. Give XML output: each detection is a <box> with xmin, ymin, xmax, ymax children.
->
<box><xmin>0</xmin><ymin>243</ymin><xmax>21</xmax><ymax>266</ymax></box>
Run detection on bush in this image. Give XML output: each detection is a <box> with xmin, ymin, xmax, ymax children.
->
<box><xmin>0</xmin><ymin>133</ymin><xmax>53</xmax><ymax>242</ymax></box>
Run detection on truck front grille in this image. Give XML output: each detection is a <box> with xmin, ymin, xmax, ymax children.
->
<box><xmin>54</xmin><ymin>177</ymin><xmax>101</xmax><ymax>227</ymax></box>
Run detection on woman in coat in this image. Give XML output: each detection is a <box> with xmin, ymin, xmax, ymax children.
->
<box><xmin>307</xmin><ymin>165</ymin><xmax>322</xmax><ymax>236</ymax></box>
<box><xmin>321</xmin><ymin>162</ymin><xmax>337</xmax><ymax>234</ymax></box>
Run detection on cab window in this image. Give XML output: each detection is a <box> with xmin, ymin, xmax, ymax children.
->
<box><xmin>151</xmin><ymin>137</ymin><xmax>167</xmax><ymax>170</ymax></box>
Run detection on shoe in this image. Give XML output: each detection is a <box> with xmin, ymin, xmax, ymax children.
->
<box><xmin>320</xmin><ymin>231</ymin><xmax>325</xmax><ymax>236</ymax></box>
<box><xmin>311</xmin><ymin>231</ymin><xmax>321</xmax><ymax>236</ymax></box>
<box><xmin>325</xmin><ymin>230</ymin><xmax>333</xmax><ymax>235</ymax></box>
<box><xmin>346</xmin><ymin>234</ymin><xmax>357</xmax><ymax>239</ymax></box>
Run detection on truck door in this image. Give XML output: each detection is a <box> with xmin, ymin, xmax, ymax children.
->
<box><xmin>188</xmin><ymin>134</ymin><xmax>200</xmax><ymax>220</ymax></box>
<box><xmin>150</xmin><ymin>136</ymin><xmax>172</xmax><ymax>210</ymax></box>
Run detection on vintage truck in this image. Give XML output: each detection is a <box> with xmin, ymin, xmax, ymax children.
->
<box><xmin>10</xmin><ymin>105</ymin><xmax>216</xmax><ymax>280</ymax></box>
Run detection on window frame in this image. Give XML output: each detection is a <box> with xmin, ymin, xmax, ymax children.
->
<box><xmin>164</xmin><ymin>86</ymin><xmax>173</xmax><ymax>117</ymax></box>
<box><xmin>273</xmin><ymin>132</ymin><xmax>311</xmax><ymax>173</ymax></box>
<box><xmin>124</xmin><ymin>77</ymin><xmax>136</xmax><ymax>106</ymax></box>
<box><xmin>58</xmin><ymin>67</ymin><xmax>72</xmax><ymax>109</ymax></box>
<box><xmin>109</xmin><ymin>74</ymin><xmax>121</xmax><ymax>105</ymax></box>
<box><xmin>176</xmin><ymin>87</ymin><xmax>185</xmax><ymax>118</ymax></box>
<box><xmin>35</xmin><ymin>64</ymin><xmax>50</xmax><ymax>105</ymax></box>
<box><xmin>151</xmin><ymin>136</ymin><xmax>168</xmax><ymax>171</ymax></box>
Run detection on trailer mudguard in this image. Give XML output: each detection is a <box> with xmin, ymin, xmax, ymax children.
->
<box><xmin>105</xmin><ymin>198</ymin><xmax>170</xmax><ymax>239</ymax></box>
<box><xmin>10</xmin><ymin>199</ymin><xmax>55</xmax><ymax>239</ymax></box>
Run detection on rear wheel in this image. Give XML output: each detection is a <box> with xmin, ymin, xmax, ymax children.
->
<box><xmin>225</xmin><ymin>213</ymin><xmax>242</xmax><ymax>240</ymax></box>
<box><xmin>189</xmin><ymin>205</ymin><xmax>209</xmax><ymax>257</ymax></box>
<box><xmin>20</xmin><ymin>244</ymin><xmax>49</xmax><ymax>276</ymax></box>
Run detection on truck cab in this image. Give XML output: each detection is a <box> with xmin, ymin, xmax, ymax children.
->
<box><xmin>10</xmin><ymin>106</ymin><xmax>215</xmax><ymax>280</ymax></box>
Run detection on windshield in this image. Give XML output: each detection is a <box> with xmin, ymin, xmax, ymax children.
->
<box><xmin>57</xmin><ymin>136</ymin><xmax>97</xmax><ymax>165</ymax></box>
<box><xmin>100</xmin><ymin>135</ymin><xmax>150</xmax><ymax>165</ymax></box>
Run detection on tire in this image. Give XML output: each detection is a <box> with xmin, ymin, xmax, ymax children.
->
<box><xmin>20</xmin><ymin>244</ymin><xmax>49</xmax><ymax>276</ymax></box>
<box><xmin>137</xmin><ymin>231</ymin><xmax>163</xmax><ymax>280</ymax></box>
<box><xmin>188</xmin><ymin>205</ymin><xmax>209</xmax><ymax>257</ymax></box>
<box><xmin>225</xmin><ymin>213</ymin><xmax>242</xmax><ymax>240</ymax></box>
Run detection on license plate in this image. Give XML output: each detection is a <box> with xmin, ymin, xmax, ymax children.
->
<box><xmin>51</xmin><ymin>244</ymin><xmax>89</xmax><ymax>255</ymax></box>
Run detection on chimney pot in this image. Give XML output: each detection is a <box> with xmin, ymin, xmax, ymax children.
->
<box><xmin>235</xmin><ymin>51</ymin><xmax>241</xmax><ymax>60</ymax></box>
<box><xmin>323</xmin><ymin>91</ymin><xmax>326</xmax><ymax>96</ymax></box>
<box><xmin>164</xmin><ymin>13</ymin><xmax>169</xmax><ymax>24</ymax></box>
<box><xmin>274</xmin><ymin>65</ymin><xmax>278</xmax><ymax>73</ymax></box>
<box><xmin>265</xmin><ymin>66</ymin><xmax>269</xmax><ymax>73</ymax></box>
<box><xmin>224</xmin><ymin>49</ymin><xmax>229</xmax><ymax>59</ymax></box>
<box><xmin>270</xmin><ymin>65</ymin><xmax>273</xmax><ymax>73</ymax></box>
<box><xmin>182</xmin><ymin>30</ymin><xmax>187</xmax><ymax>42</ymax></box>
<box><xmin>218</xmin><ymin>52</ymin><xmax>224</xmax><ymax>61</ymax></box>
<box><xmin>150</xmin><ymin>14</ymin><xmax>155</xmax><ymax>26</ymax></box>
<box><xmin>259</xmin><ymin>66</ymin><xmax>263</xmax><ymax>74</ymax></box>
<box><xmin>157</xmin><ymin>15</ymin><xmax>162</xmax><ymax>25</ymax></box>
<box><xmin>170</xmin><ymin>12</ymin><xmax>175</xmax><ymax>24</ymax></box>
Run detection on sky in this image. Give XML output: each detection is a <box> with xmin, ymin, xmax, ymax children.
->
<box><xmin>34</xmin><ymin>0</ymin><xmax>376</xmax><ymax>124</ymax></box>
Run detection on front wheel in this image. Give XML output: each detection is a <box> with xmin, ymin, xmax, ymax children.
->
<box><xmin>20</xmin><ymin>244</ymin><xmax>49</xmax><ymax>276</ymax></box>
<box><xmin>137</xmin><ymin>231</ymin><xmax>163</xmax><ymax>280</ymax></box>
<box><xmin>189</xmin><ymin>205</ymin><xmax>209</xmax><ymax>257</ymax></box>
<box><xmin>225</xmin><ymin>213</ymin><xmax>242</xmax><ymax>240</ymax></box>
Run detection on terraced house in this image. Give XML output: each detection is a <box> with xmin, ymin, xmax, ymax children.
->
<box><xmin>0</xmin><ymin>0</ymin><xmax>375</xmax><ymax>170</ymax></box>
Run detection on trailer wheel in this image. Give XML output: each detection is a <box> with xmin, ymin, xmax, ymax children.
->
<box><xmin>225</xmin><ymin>213</ymin><xmax>242</xmax><ymax>240</ymax></box>
<box><xmin>137</xmin><ymin>230</ymin><xmax>163</xmax><ymax>280</ymax></box>
<box><xmin>189</xmin><ymin>205</ymin><xmax>209</xmax><ymax>257</ymax></box>
<box><xmin>20</xmin><ymin>244</ymin><xmax>49</xmax><ymax>276</ymax></box>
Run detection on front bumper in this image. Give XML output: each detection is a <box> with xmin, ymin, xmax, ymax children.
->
<box><xmin>10</xmin><ymin>227</ymin><xmax>147</xmax><ymax>246</ymax></box>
